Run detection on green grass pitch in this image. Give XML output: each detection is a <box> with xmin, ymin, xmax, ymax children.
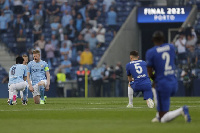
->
<box><xmin>0</xmin><ymin>97</ymin><xmax>199</xmax><ymax>133</ymax></box>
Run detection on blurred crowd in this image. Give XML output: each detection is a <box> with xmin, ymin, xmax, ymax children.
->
<box><xmin>0</xmin><ymin>0</ymin><xmax>121</xmax><ymax>77</ymax></box>
<box><xmin>0</xmin><ymin>0</ymin><xmax>130</xmax><ymax>97</ymax></box>
<box><xmin>56</xmin><ymin>62</ymin><xmax>124</xmax><ymax>97</ymax></box>
<box><xmin>173</xmin><ymin>23</ymin><xmax>200</xmax><ymax>96</ymax></box>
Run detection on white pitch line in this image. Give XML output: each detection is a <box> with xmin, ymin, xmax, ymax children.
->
<box><xmin>0</xmin><ymin>105</ymin><xmax>199</xmax><ymax>112</ymax></box>
<box><xmin>0</xmin><ymin>107</ymin><xmax>146</xmax><ymax>112</ymax></box>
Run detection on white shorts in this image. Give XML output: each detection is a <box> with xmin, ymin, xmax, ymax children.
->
<box><xmin>32</xmin><ymin>80</ymin><xmax>47</xmax><ymax>97</ymax></box>
<box><xmin>9</xmin><ymin>81</ymin><xmax>28</xmax><ymax>99</ymax></box>
<box><xmin>9</xmin><ymin>81</ymin><xmax>28</xmax><ymax>91</ymax></box>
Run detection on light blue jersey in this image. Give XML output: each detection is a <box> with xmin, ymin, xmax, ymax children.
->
<box><xmin>9</xmin><ymin>64</ymin><xmax>27</xmax><ymax>85</ymax></box>
<box><xmin>27</xmin><ymin>60</ymin><xmax>49</xmax><ymax>86</ymax></box>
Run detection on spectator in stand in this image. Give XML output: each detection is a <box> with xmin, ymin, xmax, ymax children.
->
<box><xmin>186</xmin><ymin>33</ymin><xmax>197</xmax><ymax>51</ymax></box>
<box><xmin>45</xmin><ymin>40</ymin><xmax>55</xmax><ymax>69</ymax></box>
<box><xmin>96</xmin><ymin>10</ymin><xmax>105</xmax><ymax>23</ymax></box>
<box><xmin>16</xmin><ymin>29</ymin><xmax>26</xmax><ymax>55</ymax></box>
<box><xmin>23</xmin><ymin>5</ymin><xmax>32</xmax><ymax>28</ymax></box>
<box><xmin>24</xmin><ymin>0</ymin><xmax>34</xmax><ymax>11</ymax></box>
<box><xmin>89</xmin><ymin>0</ymin><xmax>97</xmax><ymax>5</ymax></box>
<box><xmin>3</xmin><ymin>6</ymin><xmax>13</xmax><ymax>29</ymax></box>
<box><xmin>107</xmin><ymin>7</ymin><xmax>117</xmax><ymax>34</ymax></box>
<box><xmin>61</xmin><ymin>0</ymin><xmax>71</xmax><ymax>16</ymax></box>
<box><xmin>51</xmin><ymin>17</ymin><xmax>61</xmax><ymax>35</ymax></box>
<box><xmin>74</xmin><ymin>0</ymin><xmax>83</xmax><ymax>11</ymax></box>
<box><xmin>51</xmin><ymin>34</ymin><xmax>60</xmax><ymax>64</ymax></box>
<box><xmin>187</xmin><ymin>47</ymin><xmax>198</xmax><ymax>68</ymax></box>
<box><xmin>60</xmin><ymin>42</ymin><xmax>70</xmax><ymax>60</ymax></box>
<box><xmin>87</xmin><ymin>3</ymin><xmax>98</xmax><ymax>27</ymax></box>
<box><xmin>76</xmin><ymin>65</ymin><xmax>90</xmax><ymax>97</ymax></box>
<box><xmin>71</xmin><ymin>8</ymin><xmax>77</xmax><ymax>20</ymax></box>
<box><xmin>0</xmin><ymin>0</ymin><xmax>9</xmax><ymax>10</ymax></box>
<box><xmin>91</xmin><ymin>65</ymin><xmax>103</xmax><ymax>97</ymax></box>
<box><xmin>34</xmin><ymin>35</ymin><xmax>46</xmax><ymax>59</ymax></box>
<box><xmin>46</xmin><ymin>0</ymin><xmax>60</xmax><ymax>23</ymax></box>
<box><xmin>0</xmin><ymin>11</ymin><xmax>8</xmax><ymax>35</ymax></box>
<box><xmin>58</xmin><ymin>27</ymin><xmax>64</xmax><ymax>42</ymax></box>
<box><xmin>103</xmin><ymin>0</ymin><xmax>115</xmax><ymax>12</ymax></box>
<box><xmin>13</xmin><ymin>0</ymin><xmax>24</xmax><ymax>14</ymax></box>
<box><xmin>102</xmin><ymin>65</ymin><xmax>111</xmax><ymax>97</ymax></box>
<box><xmin>33</xmin><ymin>9</ymin><xmax>43</xmax><ymax>27</ymax></box>
<box><xmin>61</xmin><ymin>10</ymin><xmax>72</xmax><ymax>28</ymax></box>
<box><xmin>185</xmin><ymin>23</ymin><xmax>193</xmax><ymax>38</ymax></box>
<box><xmin>174</xmin><ymin>32</ymin><xmax>187</xmax><ymax>64</ymax></box>
<box><xmin>76</xmin><ymin>51</ymin><xmax>82</xmax><ymax>65</ymax></box>
<box><xmin>55</xmin><ymin>68</ymin><xmax>66</xmax><ymax>97</ymax></box>
<box><xmin>74</xmin><ymin>13</ymin><xmax>85</xmax><ymax>36</ymax></box>
<box><xmin>64</xmin><ymin>19</ymin><xmax>76</xmax><ymax>41</ymax></box>
<box><xmin>60</xmin><ymin>55</ymin><xmax>72</xmax><ymax>80</ymax></box>
<box><xmin>93</xmin><ymin>24</ymin><xmax>106</xmax><ymax>47</ymax></box>
<box><xmin>74</xmin><ymin>34</ymin><xmax>87</xmax><ymax>52</ymax></box>
<box><xmin>87</xmin><ymin>32</ymin><xmax>98</xmax><ymax>51</ymax></box>
<box><xmin>33</xmin><ymin>43</ymin><xmax>41</xmax><ymax>55</ymax></box>
<box><xmin>13</xmin><ymin>15</ymin><xmax>24</xmax><ymax>37</ymax></box>
<box><xmin>27</xmin><ymin>48</ymin><xmax>33</xmax><ymax>61</ymax></box>
<box><xmin>51</xmin><ymin>34</ymin><xmax>59</xmax><ymax>51</ymax></box>
<box><xmin>181</xmin><ymin>66</ymin><xmax>195</xmax><ymax>96</ymax></box>
<box><xmin>38</xmin><ymin>3</ymin><xmax>46</xmax><ymax>23</ymax></box>
<box><xmin>32</xmin><ymin>20</ymin><xmax>42</xmax><ymax>42</ymax></box>
<box><xmin>61</xmin><ymin>34</ymin><xmax>72</xmax><ymax>49</ymax></box>
<box><xmin>115</xmin><ymin>62</ymin><xmax>123</xmax><ymax>97</ymax></box>
<box><xmin>79</xmin><ymin>4</ymin><xmax>87</xmax><ymax>21</ymax></box>
<box><xmin>81</xmin><ymin>24</ymin><xmax>93</xmax><ymax>42</ymax></box>
<box><xmin>80</xmin><ymin>46</ymin><xmax>93</xmax><ymax>70</ymax></box>
<box><xmin>84</xmin><ymin>17</ymin><xmax>94</xmax><ymax>28</ymax></box>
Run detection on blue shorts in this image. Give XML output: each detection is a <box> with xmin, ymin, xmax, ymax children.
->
<box><xmin>156</xmin><ymin>82</ymin><xmax>177</xmax><ymax>112</ymax></box>
<box><xmin>130</xmin><ymin>81</ymin><xmax>153</xmax><ymax>100</ymax></box>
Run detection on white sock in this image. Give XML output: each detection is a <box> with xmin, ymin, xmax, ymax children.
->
<box><xmin>20</xmin><ymin>91</ymin><xmax>23</xmax><ymax>99</ymax></box>
<box><xmin>161</xmin><ymin>107</ymin><xmax>183</xmax><ymax>123</ymax></box>
<box><xmin>8</xmin><ymin>90</ymin><xmax>12</xmax><ymax>100</ymax></box>
<box><xmin>128</xmin><ymin>87</ymin><xmax>133</xmax><ymax>105</ymax></box>
<box><xmin>152</xmin><ymin>87</ymin><xmax>157</xmax><ymax>107</ymax></box>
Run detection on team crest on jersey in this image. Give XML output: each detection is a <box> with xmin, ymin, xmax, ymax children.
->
<box><xmin>41</xmin><ymin>65</ymin><xmax>44</xmax><ymax>68</ymax></box>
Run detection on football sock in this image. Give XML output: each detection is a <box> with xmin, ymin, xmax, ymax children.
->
<box><xmin>8</xmin><ymin>89</ymin><xmax>12</xmax><ymax>100</ymax></box>
<box><xmin>128</xmin><ymin>86</ymin><xmax>133</xmax><ymax>105</ymax></box>
<box><xmin>152</xmin><ymin>87</ymin><xmax>157</xmax><ymax>107</ymax></box>
<box><xmin>39</xmin><ymin>85</ymin><xmax>45</xmax><ymax>101</ymax></box>
<box><xmin>20</xmin><ymin>91</ymin><xmax>23</xmax><ymax>99</ymax></box>
<box><xmin>23</xmin><ymin>86</ymin><xmax>28</xmax><ymax>101</ymax></box>
<box><xmin>160</xmin><ymin>107</ymin><xmax>183</xmax><ymax>123</ymax></box>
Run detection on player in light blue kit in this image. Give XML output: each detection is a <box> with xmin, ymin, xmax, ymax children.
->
<box><xmin>27</xmin><ymin>50</ymin><xmax>50</xmax><ymax>104</ymax></box>
<box><xmin>8</xmin><ymin>56</ymin><xmax>28</xmax><ymax>105</ymax></box>
<box><xmin>146</xmin><ymin>31</ymin><xmax>191</xmax><ymax>123</ymax></box>
<box><xmin>126</xmin><ymin>51</ymin><xmax>154</xmax><ymax>108</ymax></box>
<box><xmin>19</xmin><ymin>55</ymin><xmax>29</xmax><ymax>105</ymax></box>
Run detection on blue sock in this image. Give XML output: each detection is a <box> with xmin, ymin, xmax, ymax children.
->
<box><xmin>23</xmin><ymin>87</ymin><xmax>28</xmax><ymax>101</ymax></box>
<box><xmin>39</xmin><ymin>86</ymin><xmax>45</xmax><ymax>101</ymax></box>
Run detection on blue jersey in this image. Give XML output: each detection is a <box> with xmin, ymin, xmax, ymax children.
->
<box><xmin>126</xmin><ymin>60</ymin><xmax>151</xmax><ymax>85</ymax></box>
<box><xmin>9</xmin><ymin>64</ymin><xmax>27</xmax><ymax>85</ymax></box>
<box><xmin>146</xmin><ymin>43</ymin><xmax>177</xmax><ymax>85</ymax></box>
<box><xmin>27</xmin><ymin>60</ymin><xmax>49</xmax><ymax>86</ymax></box>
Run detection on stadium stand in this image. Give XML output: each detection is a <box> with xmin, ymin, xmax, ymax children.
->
<box><xmin>0</xmin><ymin>0</ymin><xmax>138</xmax><ymax>83</ymax></box>
<box><xmin>1</xmin><ymin>0</ymin><xmax>200</xmax><ymax>97</ymax></box>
